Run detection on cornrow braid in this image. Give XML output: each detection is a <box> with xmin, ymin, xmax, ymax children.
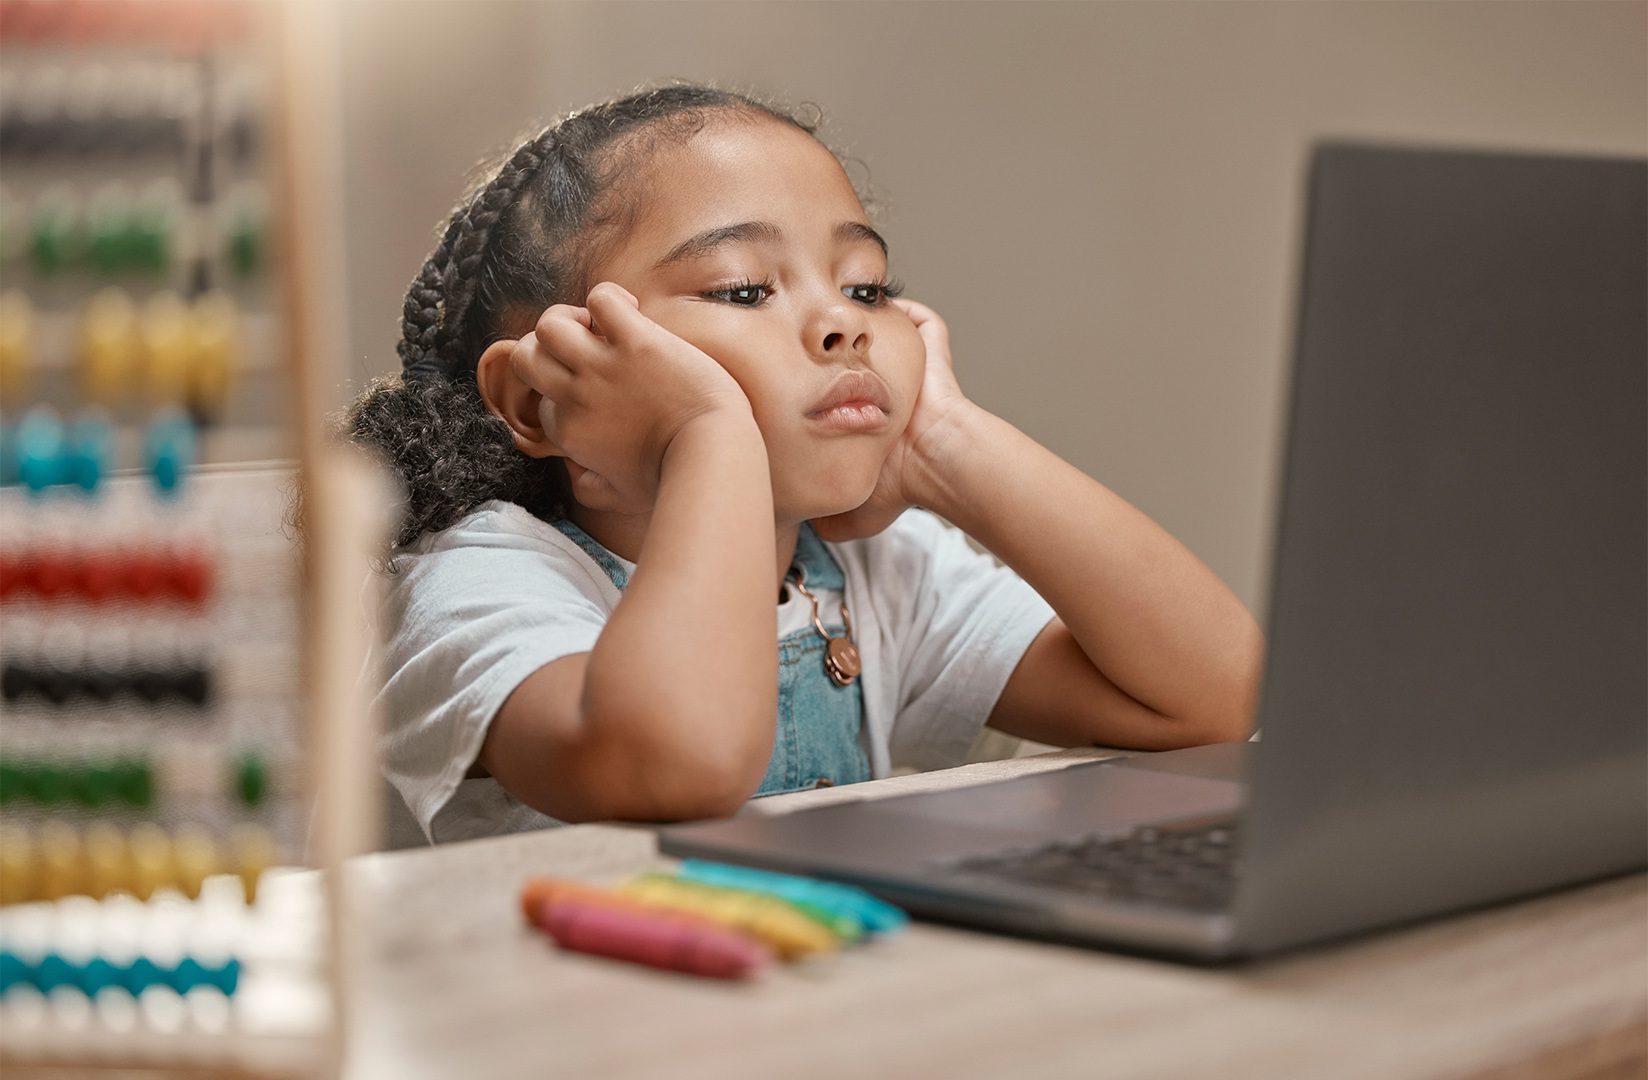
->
<box><xmin>345</xmin><ymin>81</ymin><xmax>858</xmax><ymax>558</ymax></box>
<box><xmin>398</xmin><ymin>130</ymin><xmax>557</xmax><ymax>380</ymax></box>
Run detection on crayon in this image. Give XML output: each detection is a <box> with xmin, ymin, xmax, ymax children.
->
<box><xmin>536</xmin><ymin>897</ymin><xmax>773</xmax><ymax>980</ymax></box>
<box><xmin>677</xmin><ymin>859</ymin><xmax>909</xmax><ymax>935</ymax></box>
<box><xmin>619</xmin><ymin>874</ymin><xmax>840</xmax><ymax>959</ymax></box>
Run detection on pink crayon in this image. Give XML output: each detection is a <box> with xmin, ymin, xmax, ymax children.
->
<box><xmin>538</xmin><ymin>896</ymin><xmax>774</xmax><ymax>980</ymax></box>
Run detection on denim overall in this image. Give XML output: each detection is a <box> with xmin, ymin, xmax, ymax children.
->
<box><xmin>552</xmin><ymin>519</ymin><xmax>872</xmax><ymax>796</ymax></box>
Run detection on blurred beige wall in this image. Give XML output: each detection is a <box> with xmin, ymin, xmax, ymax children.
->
<box><xmin>335</xmin><ymin>0</ymin><xmax>1646</xmax><ymax>619</ymax></box>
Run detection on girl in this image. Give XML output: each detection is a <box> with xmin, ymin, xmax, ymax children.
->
<box><xmin>348</xmin><ymin>83</ymin><xmax>1263</xmax><ymax>844</ymax></box>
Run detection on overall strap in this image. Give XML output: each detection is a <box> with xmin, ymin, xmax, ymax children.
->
<box><xmin>790</xmin><ymin>522</ymin><xmax>846</xmax><ymax>591</ymax></box>
<box><xmin>551</xmin><ymin>517</ymin><xmax>630</xmax><ymax>591</ymax></box>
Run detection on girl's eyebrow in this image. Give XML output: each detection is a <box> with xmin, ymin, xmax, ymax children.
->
<box><xmin>652</xmin><ymin>220</ymin><xmax>888</xmax><ymax>271</ymax></box>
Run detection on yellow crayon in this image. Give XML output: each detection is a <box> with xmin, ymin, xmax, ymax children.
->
<box><xmin>618</xmin><ymin>874</ymin><xmax>840</xmax><ymax>959</ymax></box>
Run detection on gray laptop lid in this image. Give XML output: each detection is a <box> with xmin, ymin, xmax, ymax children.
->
<box><xmin>1237</xmin><ymin>143</ymin><xmax>1647</xmax><ymax>952</ymax></box>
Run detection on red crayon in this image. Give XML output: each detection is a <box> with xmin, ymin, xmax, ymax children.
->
<box><xmin>537</xmin><ymin>896</ymin><xmax>773</xmax><ymax>980</ymax></box>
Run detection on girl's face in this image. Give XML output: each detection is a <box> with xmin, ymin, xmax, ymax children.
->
<box><xmin>586</xmin><ymin>117</ymin><xmax>925</xmax><ymax>524</ymax></box>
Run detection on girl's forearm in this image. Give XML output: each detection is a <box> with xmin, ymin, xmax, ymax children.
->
<box><xmin>915</xmin><ymin>406</ymin><xmax>1263</xmax><ymax>738</ymax></box>
<box><xmin>580</xmin><ymin>410</ymin><xmax>779</xmax><ymax>796</ymax></box>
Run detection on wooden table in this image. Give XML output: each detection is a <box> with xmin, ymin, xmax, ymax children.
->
<box><xmin>337</xmin><ymin>749</ymin><xmax>1648</xmax><ymax>1079</ymax></box>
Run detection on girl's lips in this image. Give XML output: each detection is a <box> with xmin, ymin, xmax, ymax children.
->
<box><xmin>807</xmin><ymin>402</ymin><xmax>890</xmax><ymax>433</ymax></box>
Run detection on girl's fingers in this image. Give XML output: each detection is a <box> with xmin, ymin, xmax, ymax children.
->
<box><xmin>889</xmin><ymin>297</ymin><xmax>932</xmax><ymax>323</ymax></box>
<box><xmin>509</xmin><ymin>335</ymin><xmax>577</xmax><ymax>398</ymax></box>
<box><xmin>533</xmin><ymin>304</ymin><xmax>602</xmax><ymax>369</ymax></box>
<box><xmin>890</xmin><ymin>297</ymin><xmax>950</xmax><ymax>352</ymax></box>
<box><xmin>583</xmin><ymin>281</ymin><xmax>646</xmax><ymax>344</ymax></box>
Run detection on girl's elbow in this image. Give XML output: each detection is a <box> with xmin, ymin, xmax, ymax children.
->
<box><xmin>587</xmin><ymin>705</ymin><xmax>772</xmax><ymax>822</ymax></box>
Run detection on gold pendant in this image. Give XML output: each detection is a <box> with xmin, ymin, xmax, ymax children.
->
<box><xmin>788</xmin><ymin>563</ymin><xmax>860</xmax><ymax>688</ymax></box>
<box><xmin>825</xmin><ymin>636</ymin><xmax>861</xmax><ymax>686</ymax></box>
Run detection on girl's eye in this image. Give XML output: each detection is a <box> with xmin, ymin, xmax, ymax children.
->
<box><xmin>704</xmin><ymin>279</ymin><xmax>773</xmax><ymax>306</ymax></box>
<box><xmin>704</xmin><ymin>277</ymin><xmax>906</xmax><ymax>307</ymax></box>
<box><xmin>844</xmin><ymin>278</ymin><xmax>905</xmax><ymax>306</ymax></box>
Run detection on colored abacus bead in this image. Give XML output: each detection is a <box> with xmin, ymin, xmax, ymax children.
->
<box><xmin>78</xmin><ymin>955</ymin><xmax>121</xmax><ymax>996</ymax></box>
<box><xmin>0</xmin><ymin>290</ymin><xmax>34</xmax><ymax>402</ymax></box>
<box><xmin>32</xmin><ymin>952</ymin><xmax>75</xmax><ymax>993</ymax></box>
<box><xmin>77</xmin><ymin>287</ymin><xmax>138</xmax><ymax>405</ymax></box>
<box><xmin>0</xmin><ymin>830</ymin><xmax>34</xmax><ymax>904</ymax></box>
<box><xmin>30</xmin><ymin>763</ymin><xmax>70</xmax><ymax>805</ymax></box>
<box><xmin>123</xmin><ymin>954</ymin><xmax>164</xmax><ymax>995</ymax></box>
<box><xmin>230</xmin><ymin>826</ymin><xmax>275</xmax><ymax>903</ymax></box>
<box><xmin>140</xmin><ymin>292</ymin><xmax>191</xmax><ymax>405</ymax></box>
<box><xmin>16</xmin><ymin>406</ymin><xmax>64</xmax><ymax>492</ymax></box>
<box><xmin>29</xmin><ymin>548</ymin><xmax>75</xmax><ymax>598</ymax></box>
<box><xmin>127</xmin><ymin>824</ymin><xmax>172</xmax><ymax>901</ymax></box>
<box><xmin>30</xmin><ymin>196</ymin><xmax>80</xmax><ymax>274</ymax></box>
<box><xmin>73</xmin><ymin>762</ymin><xmax>117</xmax><ymax>808</ymax></box>
<box><xmin>83</xmin><ymin>823</ymin><xmax>128</xmax><ymax>898</ymax></box>
<box><xmin>188</xmin><ymin>290</ymin><xmax>238</xmax><ymax>418</ymax></box>
<box><xmin>0</xmin><ymin>660</ymin><xmax>30</xmax><ymax>701</ymax></box>
<box><xmin>113</xmin><ymin>758</ymin><xmax>153</xmax><ymax>808</ymax></box>
<box><xmin>124</xmin><ymin>544</ymin><xmax>168</xmax><ymax>598</ymax></box>
<box><xmin>0</xmin><ymin>423</ymin><xmax>15</xmax><ymax>487</ymax></box>
<box><xmin>87</xmin><ymin>188</ymin><xmax>136</xmax><ymax>275</ymax></box>
<box><xmin>169</xmin><ymin>544</ymin><xmax>214</xmax><ymax>603</ymax></box>
<box><xmin>34</xmin><ymin>659</ymin><xmax>74</xmax><ymax>705</ymax></box>
<box><xmin>74</xmin><ymin>550</ymin><xmax>123</xmax><ymax>604</ymax></box>
<box><xmin>175</xmin><ymin>664</ymin><xmax>212</xmax><ymax>706</ymax></box>
<box><xmin>0</xmin><ymin>762</ymin><xmax>22</xmax><ymax>803</ymax></box>
<box><xmin>225</xmin><ymin>195</ymin><xmax>264</xmax><ymax>277</ymax></box>
<box><xmin>64</xmin><ymin>411</ymin><xmax>113</xmax><ymax>493</ymax></box>
<box><xmin>208</xmin><ymin>957</ymin><xmax>241</xmax><ymax>994</ymax></box>
<box><xmin>234</xmin><ymin>751</ymin><xmax>267</xmax><ymax>806</ymax></box>
<box><xmin>130</xmin><ymin>664</ymin><xmax>169</xmax><ymax>703</ymax></box>
<box><xmin>37</xmin><ymin>822</ymin><xmax>84</xmax><ymax>900</ymax></box>
<box><xmin>144</xmin><ymin>409</ymin><xmax>195</xmax><ymax>495</ymax></box>
<box><xmin>170</xmin><ymin>955</ymin><xmax>207</xmax><ymax>994</ymax></box>
<box><xmin>79</xmin><ymin>660</ymin><xmax>121</xmax><ymax>701</ymax></box>
<box><xmin>0</xmin><ymin>549</ymin><xmax>22</xmax><ymax>598</ymax></box>
<box><xmin>0</xmin><ymin>950</ymin><xmax>29</xmax><ymax>993</ymax></box>
<box><xmin>171</xmin><ymin>825</ymin><xmax>217</xmax><ymax>899</ymax></box>
<box><xmin>131</xmin><ymin>182</ymin><xmax>176</xmax><ymax>273</ymax></box>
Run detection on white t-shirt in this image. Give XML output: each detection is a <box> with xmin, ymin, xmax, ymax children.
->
<box><xmin>372</xmin><ymin>500</ymin><xmax>1055</xmax><ymax>843</ymax></box>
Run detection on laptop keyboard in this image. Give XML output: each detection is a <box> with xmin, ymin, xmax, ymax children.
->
<box><xmin>947</xmin><ymin>817</ymin><xmax>1241</xmax><ymax>913</ymax></box>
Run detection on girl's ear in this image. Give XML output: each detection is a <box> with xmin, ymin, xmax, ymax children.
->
<box><xmin>475</xmin><ymin>339</ymin><xmax>562</xmax><ymax>458</ymax></box>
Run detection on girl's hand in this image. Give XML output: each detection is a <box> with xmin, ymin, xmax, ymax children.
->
<box><xmin>509</xmin><ymin>282</ymin><xmax>752</xmax><ymax>511</ymax></box>
<box><xmin>810</xmin><ymin>298</ymin><xmax>979</xmax><ymax>541</ymax></box>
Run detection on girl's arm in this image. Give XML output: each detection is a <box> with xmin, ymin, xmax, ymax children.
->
<box><xmin>477</xmin><ymin>284</ymin><xmax>780</xmax><ymax>821</ymax></box>
<box><xmin>917</xmin><ymin>407</ymin><xmax>1262</xmax><ymax>748</ymax></box>
<box><xmin>479</xmin><ymin>412</ymin><xmax>778</xmax><ymax>822</ymax></box>
<box><xmin>813</xmin><ymin>299</ymin><xmax>1263</xmax><ymax>750</ymax></box>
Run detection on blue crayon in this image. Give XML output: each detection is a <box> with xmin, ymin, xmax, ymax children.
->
<box><xmin>676</xmin><ymin>860</ymin><xmax>908</xmax><ymax>935</ymax></box>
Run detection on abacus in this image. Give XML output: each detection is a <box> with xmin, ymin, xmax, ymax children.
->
<box><xmin>1</xmin><ymin>2</ymin><xmax>374</xmax><ymax>1075</ymax></box>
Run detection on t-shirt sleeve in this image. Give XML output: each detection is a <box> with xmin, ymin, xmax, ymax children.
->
<box><xmin>879</xmin><ymin>510</ymin><xmax>1056</xmax><ymax>772</ymax></box>
<box><xmin>370</xmin><ymin>509</ymin><xmax>615</xmax><ymax>839</ymax></box>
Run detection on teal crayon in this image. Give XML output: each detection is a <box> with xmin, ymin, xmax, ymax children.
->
<box><xmin>676</xmin><ymin>860</ymin><xmax>909</xmax><ymax>935</ymax></box>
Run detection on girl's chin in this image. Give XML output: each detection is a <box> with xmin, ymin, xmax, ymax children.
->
<box><xmin>778</xmin><ymin>483</ymin><xmax>880</xmax><ymax>526</ymax></box>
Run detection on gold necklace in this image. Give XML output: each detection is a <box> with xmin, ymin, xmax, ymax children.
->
<box><xmin>785</xmin><ymin>563</ymin><xmax>861</xmax><ymax>687</ymax></box>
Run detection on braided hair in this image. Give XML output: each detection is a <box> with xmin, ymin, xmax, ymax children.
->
<box><xmin>344</xmin><ymin>82</ymin><xmax>845</xmax><ymax>553</ymax></box>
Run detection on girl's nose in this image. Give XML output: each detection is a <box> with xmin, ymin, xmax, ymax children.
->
<box><xmin>811</xmin><ymin>299</ymin><xmax>872</xmax><ymax>361</ymax></box>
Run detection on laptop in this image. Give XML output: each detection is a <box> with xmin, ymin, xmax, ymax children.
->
<box><xmin>658</xmin><ymin>142</ymin><xmax>1648</xmax><ymax>961</ymax></box>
